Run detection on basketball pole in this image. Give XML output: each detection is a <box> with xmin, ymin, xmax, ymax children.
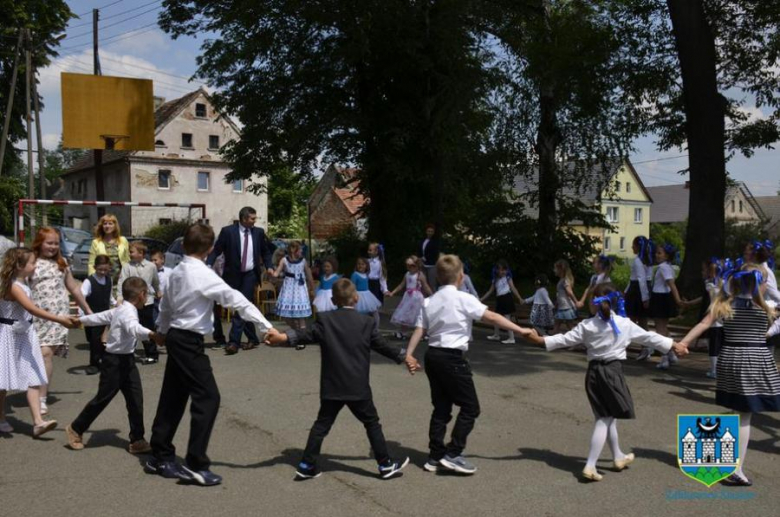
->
<box><xmin>25</xmin><ymin>29</ymin><xmax>35</xmax><ymax>230</ymax></box>
<box><xmin>93</xmin><ymin>8</ymin><xmax>106</xmax><ymax>217</ymax></box>
<box><xmin>32</xmin><ymin>61</ymin><xmax>47</xmax><ymax>225</ymax></box>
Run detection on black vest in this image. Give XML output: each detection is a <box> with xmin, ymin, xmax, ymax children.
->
<box><xmin>86</xmin><ymin>275</ymin><xmax>112</xmax><ymax>313</ymax></box>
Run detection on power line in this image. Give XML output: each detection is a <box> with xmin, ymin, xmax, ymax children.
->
<box><xmin>100</xmin><ymin>55</ymin><xmax>203</xmax><ymax>84</ymax></box>
<box><xmin>59</xmin><ymin>21</ymin><xmax>159</xmax><ymax>52</ymax></box>
<box><xmin>631</xmin><ymin>154</ymin><xmax>689</xmax><ymax>166</ymax></box>
<box><xmin>64</xmin><ymin>5</ymin><xmax>162</xmax><ymax>42</ymax></box>
<box><xmin>54</xmin><ymin>56</ymin><xmax>198</xmax><ymax>94</ymax></box>
<box><xmin>75</xmin><ymin>0</ymin><xmax>124</xmax><ymax>18</ymax></box>
<box><xmin>69</xmin><ymin>1</ymin><xmax>162</xmax><ymax>30</ymax></box>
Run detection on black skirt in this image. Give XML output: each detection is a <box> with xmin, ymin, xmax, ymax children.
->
<box><xmin>650</xmin><ymin>292</ymin><xmax>678</xmax><ymax>320</ymax></box>
<box><xmin>625</xmin><ymin>281</ymin><xmax>650</xmax><ymax>319</ymax></box>
<box><xmin>495</xmin><ymin>293</ymin><xmax>516</xmax><ymax>316</ymax></box>
<box><xmin>368</xmin><ymin>279</ymin><xmax>384</xmax><ymax>305</ymax></box>
<box><xmin>585</xmin><ymin>360</ymin><xmax>636</xmax><ymax>419</ymax></box>
<box><xmin>708</xmin><ymin>327</ymin><xmax>724</xmax><ymax>357</ymax></box>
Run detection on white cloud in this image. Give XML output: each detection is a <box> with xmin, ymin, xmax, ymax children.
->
<box><xmin>43</xmin><ymin>133</ymin><xmax>60</xmax><ymax>150</ymax></box>
<box><xmin>735</xmin><ymin>105</ymin><xmax>767</xmax><ymax>123</ymax></box>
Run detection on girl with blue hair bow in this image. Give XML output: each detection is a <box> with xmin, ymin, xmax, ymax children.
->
<box><xmin>526</xmin><ymin>283</ymin><xmax>687</xmax><ymax>482</ymax></box>
<box><xmin>745</xmin><ymin>240</ymin><xmax>779</xmax><ymax>304</ymax></box>
<box><xmin>647</xmin><ymin>243</ymin><xmax>685</xmax><ymax>369</ymax></box>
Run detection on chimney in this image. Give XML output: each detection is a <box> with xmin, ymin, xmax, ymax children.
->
<box><xmin>684</xmin><ymin>181</ymin><xmax>690</xmax><ymax>189</ymax></box>
<box><xmin>154</xmin><ymin>96</ymin><xmax>166</xmax><ymax>110</ymax></box>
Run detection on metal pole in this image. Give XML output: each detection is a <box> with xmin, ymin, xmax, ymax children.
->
<box><xmin>32</xmin><ymin>65</ymin><xmax>48</xmax><ymax>225</ymax></box>
<box><xmin>24</xmin><ymin>30</ymin><xmax>35</xmax><ymax>233</ymax></box>
<box><xmin>307</xmin><ymin>199</ymin><xmax>312</xmax><ymax>262</ymax></box>
<box><xmin>0</xmin><ymin>31</ymin><xmax>23</xmax><ymax>176</ymax></box>
<box><xmin>93</xmin><ymin>8</ymin><xmax>105</xmax><ymax>217</ymax></box>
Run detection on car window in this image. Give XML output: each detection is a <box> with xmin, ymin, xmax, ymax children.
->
<box><xmin>169</xmin><ymin>238</ymin><xmax>184</xmax><ymax>255</ymax></box>
<box><xmin>60</xmin><ymin>228</ymin><xmax>90</xmax><ymax>244</ymax></box>
<box><xmin>75</xmin><ymin>239</ymin><xmax>93</xmax><ymax>253</ymax></box>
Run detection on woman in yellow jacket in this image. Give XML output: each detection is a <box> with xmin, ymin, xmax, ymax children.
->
<box><xmin>88</xmin><ymin>214</ymin><xmax>129</xmax><ymax>282</ymax></box>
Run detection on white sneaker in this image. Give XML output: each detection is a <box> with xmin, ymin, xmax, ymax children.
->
<box><xmin>0</xmin><ymin>420</ymin><xmax>13</xmax><ymax>433</ymax></box>
<box><xmin>501</xmin><ymin>338</ymin><xmax>516</xmax><ymax>344</ymax></box>
<box><xmin>656</xmin><ymin>359</ymin><xmax>670</xmax><ymax>370</ymax></box>
<box><xmin>636</xmin><ymin>348</ymin><xmax>652</xmax><ymax>361</ymax></box>
<box><xmin>486</xmin><ymin>335</ymin><xmax>501</xmax><ymax>341</ymax></box>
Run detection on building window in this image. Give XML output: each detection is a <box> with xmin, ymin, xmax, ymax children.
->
<box><xmin>634</xmin><ymin>207</ymin><xmax>643</xmax><ymax>223</ymax></box>
<box><xmin>739</xmin><ymin>200</ymin><xmax>743</xmax><ymax>213</ymax></box>
<box><xmin>626</xmin><ymin>182</ymin><xmax>632</xmax><ymax>193</ymax></box>
<box><xmin>616</xmin><ymin>181</ymin><xmax>621</xmax><ymax>192</ymax></box>
<box><xmin>195</xmin><ymin>103</ymin><xmax>207</xmax><ymax>118</ymax></box>
<box><xmin>198</xmin><ymin>171</ymin><xmax>210</xmax><ymax>191</ymax></box>
<box><xmin>620</xmin><ymin>237</ymin><xmax>626</xmax><ymax>250</ymax></box>
<box><xmin>731</xmin><ymin>199</ymin><xmax>735</xmax><ymax>213</ymax></box>
<box><xmin>158</xmin><ymin>170</ymin><xmax>171</xmax><ymax>190</ymax></box>
<box><xmin>155</xmin><ymin>139</ymin><xmax>165</xmax><ymax>147</ymax></box>
<box><xmin>606</xmin><ymin>206</ymin><xmax>619</xmax><ymax>223</ymax></box>
<box><xmin>159</xmin><ymin>218</ymin><xmax>172</xmax><ymax>226</ymax></box>
<box><xmin>232</xmin><ymin>178</ymin><xmax>243</xmax><ymax>193</ymax></box>
<box><xmin>181</xmin><ymin>133</ymin><xmax>193</xmax><ymax>148</ymax></box>
<box><xmin>604</xmin><ymin>237</ymin><xmax>611</xmax><ymax>251</ymax></box>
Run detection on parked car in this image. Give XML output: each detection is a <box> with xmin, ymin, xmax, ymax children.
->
<box><xmin>53</xmin><ymin>226</ymin><xmax>91</xmax><ymax>262</ymax></box>
<box><xmin>165</xmin><ymin>237</ymin><xmax>184</xmax><ymax>269</ymax></box>
<box><xmin>71</xmin><ymin>237</ymin><xmax>168</xmax><ymax>279</ymax></box>
<box><xmin>70</xmin><ymin>238</ymin><xmax>93</xmax><ymax>279</ymax></box>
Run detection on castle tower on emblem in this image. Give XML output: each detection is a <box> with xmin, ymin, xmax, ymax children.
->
<box><xmin>720</xmin><ymin>428</ymin><xmax>735</xmax><ymax>463</ymax></box>
<box><xmin>678</xmin><ymin>417</ymin><xmax>737</xmax><ymax>467</ymax></box>
<box><xmin>682</xmin><ymin>428</ymin><xmax>697</xmax><ymax>464</ymax></box>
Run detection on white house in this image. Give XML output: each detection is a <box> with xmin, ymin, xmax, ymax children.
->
<box><xmin>57</xmin><ymin>88</ymin><xmax>267</xmax><ymax>234</ymax></box>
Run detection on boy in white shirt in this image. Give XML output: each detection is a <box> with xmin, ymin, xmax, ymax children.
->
<box><xmin>405</xmin><ymin>254</ymin><xmax>533</xmax><ymax>475</ymax></box>
<box><xmin>118</xmin><ymin>241</ymin><xmax>161</xmax><ymax>364</ymax></box>
<box><xmin>146</xmin><ymin>223</ymin><xmax>279</xmax><ymax>487</ymax></box>
<box><xmin>150</xmin><ymin>250</ymin><xmax>170</xmax><ymax>327</ymax></box>
<box><xmin>66</xmin><ymin>277</ymin><xmax>163</xmax><ymax>453</ymax></box>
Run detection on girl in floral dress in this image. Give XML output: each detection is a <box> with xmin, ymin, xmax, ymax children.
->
<box><xmin>274</xmin><ymin>241</ymin><xmax>314</xmax><ymax>349</ymax></box>
<box><xmin>29</xmin><ymin>228</ymin><xmax>92</xmax><ymax>415</ymax></box>
<box><xmin>386</xmin><ymin>256</ymin><xmax>432</xmax><ymax>339</ymax></box>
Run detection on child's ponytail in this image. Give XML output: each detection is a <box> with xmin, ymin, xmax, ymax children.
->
<box><xmin>591</xmin><ymin>283</ymin><xmax>626</xmax><ymax>334</ymax></box>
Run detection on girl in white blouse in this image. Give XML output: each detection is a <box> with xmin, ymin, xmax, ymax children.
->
<box><xmin>527</xmin><ymin>284</ymin><xmax>687</xmax><ymax>482</ymax></box>
<box><xmin>648</xmin><ymin>244</ymin><xmax>684</xmax><ymax>370</ymax></box>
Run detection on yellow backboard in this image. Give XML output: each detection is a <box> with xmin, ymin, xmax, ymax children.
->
<box><xmin>61</xmin><ymin>73</ymin><xmax>154</xmax><ymax>151</ymax></box>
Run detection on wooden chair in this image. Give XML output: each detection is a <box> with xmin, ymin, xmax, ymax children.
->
<box><xmin>256</xmin><ymin>281</ymin><xmax>278</xmax><ymax>320</ymax></box>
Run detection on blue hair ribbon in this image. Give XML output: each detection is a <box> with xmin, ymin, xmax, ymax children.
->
<box><xmin>591</xmin><ymin>291</ymin><xmax>626</xmax><ymax>335</ymax></box>
<box><xmin>731</xmin><ymin>269</ymin><xmax>764</xmax><ymax>296</ymax></box>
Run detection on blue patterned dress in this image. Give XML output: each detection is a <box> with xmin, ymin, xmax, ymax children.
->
<box><xmin>276</xmin><ymin>258</ymin><xmax>312</xmax><ymax>318</ymax></box>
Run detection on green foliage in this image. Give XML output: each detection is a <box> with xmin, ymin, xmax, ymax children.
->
<box><xmin>0</xmin><ymin>1</ymin><xmax>73</xmax><ymax>174</ymax></box>
<box><xmin>724</xmin><ymin>219</ymin><xmax>767</xmax><ymax>260</ymax></box>
<box><xmin>650</xmin><ymin>222</ymin><xmax>686</xmax><ymax>257</ymax></box>
<box><xmin>321</xmin><ymin>226</ymin><xmax>367</xmax><ymax>278</ymax></box>
<box><xmin>143</xmin><ymin>220</ymin><xmax>190</xmax><ymax>244</ymax></box>
<box><xmin>610</xmin><ymin>261</ymin><xmax>631</xmax><ymax>292</ymax></box>
<box><xmin>690</xmin><ymin>467</ymin><xmax>730</xmax><ymax>487</ymax></box>
<box><xmin>0</xmin><ymin>175</ymin><xmax>24</xmax><ymax>234</ymax></box>
<box><xmin>268</xmin><ymin>203</ymin><xmax>309</xmax><ymax>240</ymax></box>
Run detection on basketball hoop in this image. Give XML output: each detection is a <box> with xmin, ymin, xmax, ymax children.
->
<box><xmin>99</xmin><ymin>134</ymin><xmax>130</xmax><ymax>151</ymax></box>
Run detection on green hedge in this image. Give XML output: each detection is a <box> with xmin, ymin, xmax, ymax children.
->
<box><xmin>143</xmin><ymin>220</ymin><xmax>190</xmax><ymax>244</ymax></box>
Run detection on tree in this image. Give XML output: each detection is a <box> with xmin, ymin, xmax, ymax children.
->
<box><xmin>0</xmin><ymin>0</ymin><xmax>73</xmax><ymax>175</ymax></box>
<box><xmin>610</xmin><ymin>0</ymin><xmax>780</xmax><ymax>294</ymax></box>
<box><xmin>159</xmin><ymin>0</ymin><xmax>502</xmax><ymax>265</ymax></box>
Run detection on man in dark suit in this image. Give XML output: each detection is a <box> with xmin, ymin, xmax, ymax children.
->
<box><xmin>208</xmin><ymin>206</ymin><xmax>273</xmax><ymax>354</ymax></box>
<box><xmin>420</xmin><ymin>223</ymin><xmax>440</xmax><ymax>291</ymax></box>
<box><xmin>266</xmin><ymin>278</ymin><xmax>410</xmax><ymax>480</ymax></box>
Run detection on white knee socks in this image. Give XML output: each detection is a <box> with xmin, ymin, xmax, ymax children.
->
<box><xmin>607</xmin><ymin>418</ymin><xmax>626</xmax><ymax>460</ymax></box>
<box><xmin>586</xmin><ymin>417</ymin><xmax>613</xmax><ymax>470</ymax></box>
<box><xmin>736</xmin><ymin>412</ymin><xmax>752</xmax><ymax>480</ymax></box>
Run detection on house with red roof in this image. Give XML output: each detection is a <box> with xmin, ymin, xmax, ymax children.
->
<box><xmin>308</xmin><ymin>165</ymin><xmax>367</xmax><ymax>240</ymax></box>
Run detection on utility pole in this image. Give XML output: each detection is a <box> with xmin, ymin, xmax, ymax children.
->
<box><xmin>93</xmin><ymin>8</ymin><xmax>105</xmax><ymax>217</ymax></box>
<box><xmin>0</xmin><ymin>31</ymin><xmax>23</xmax><ymax>176</ymax></box>
<box><xmin>32</xmin><ymin>65</ymin><xmax>47</xmax><ymax>225</ymax></box>
<box><xmin>24</xmin><ymin>30</ymin><xmax>35</xmax><ymax>235</ymax></box>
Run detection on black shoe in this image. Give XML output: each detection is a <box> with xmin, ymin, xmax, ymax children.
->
<box><xmin>140</xmin><ymin>357</ymin><xmax>158</xmax><ymax>365</ymax></box>
<box><xmin>378</xmin><ymin>457</ymin><xmax>409</xmax><ymax>479</ymax></box>
<box><xmin>144</xmin><ymin>459</ymin><xmax>190</xmax><ymax>480</ymax></box>
<box><xmin>722</xmin><ymin>473</ymin><xmax>753</xmax><ymax>486</ymax></box>
<box><xmin>181</xmin><ymin>464</ymin><xmax>223</xmax><ymax>486</ymax></box>
<box><xmin>295</xmin><ymin>462</ymin><xmax>321</xmax><ymax>480</ymax></box>
<box><xmin>224</xmin><ymin>343</ymin><xmax>239</xmax><ymax>355</ymax></box>
<box><xmin>85</xmin><ymin>365</ymin><xmax>100</xmax><ymax>375</ymax></box>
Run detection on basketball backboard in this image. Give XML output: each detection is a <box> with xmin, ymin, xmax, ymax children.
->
<box><xmin>61</xmin><ymin>73</ymin><xmax>154</xmax><ymax>151</ymax></box>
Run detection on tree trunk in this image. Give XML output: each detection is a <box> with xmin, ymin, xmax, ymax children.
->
<box><xmin>666</xmin><ymin>0</ymin><xmax>727</xmax><ymax>296</ymax></box>
<box><xmin>535</xmin><ymin>1</ymin><xmax>561</xmax><ymax>259</ymax></box>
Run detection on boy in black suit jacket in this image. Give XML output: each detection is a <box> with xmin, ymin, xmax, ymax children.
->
<box><xmin>267</xmin><ymin>278</ymin><xmax>413</xmax><ymax>480</ymax></box>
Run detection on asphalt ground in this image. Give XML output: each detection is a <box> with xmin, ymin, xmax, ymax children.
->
<box><xmin>2</xmin><ymin>311</ymin><xmax>779</xmax><ymax>517</ymax></box>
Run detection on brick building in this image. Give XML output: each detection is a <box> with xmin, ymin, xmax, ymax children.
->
<box><xmin>308</xmin><ymin>165</ymin><xmax>366</xmax><ymax>240</ymax></box>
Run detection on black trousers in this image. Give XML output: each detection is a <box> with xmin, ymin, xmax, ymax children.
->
<box><xmin>84</xmin><ymin>325</ymin><xmax>106</xmax><ymax>367</ymax></box>
<box><xmin>138</xmin><ymin>304</ymin><xmax>158</xmax><ymax>359</ymax></box>
<box><xmin>424</xmin><ymin>347</ymin><xmax>481</xmax><ymax>460</ymax></box>
<box><xmin>302</xmin><ymin>399</ymin><xmax>390</xmax><ymax>466</ymax></box>
<box><xmin>72</xmin><ymin>353</ymin><xmax>145</xmax><ymax>442</ymax></box>
<box><xmin>150</xmin><ymin>328</ymin><xmax>220</xmax><ymax>470</ymax></box>
<box><xmin>212</xmin><ymin>303</ymin><xmax>226</xmax><ymax>343</ymax></box>
<box><xmin>228</xmin><ymin>271</ymin><xmax>259</xmax><ymax>346</ymax></box>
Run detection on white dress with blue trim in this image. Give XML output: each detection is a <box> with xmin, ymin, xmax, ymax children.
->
<box><xmin>276</xmin><ymin>258</ymin><xmax>312</xmax><ymax>318</ymax></box>
<box><xmin>312</xmin><ymin>274</ymin><xmax>341</xmax><ymax>313</ymax></box>
<box><xmin>350</xmin><ymin>272</ymin><xmax>382</xmax><ymax>314</ymax></box>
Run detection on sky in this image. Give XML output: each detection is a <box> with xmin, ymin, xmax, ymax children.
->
<box><xmin>29</xmin><ymin>0</ymin><xmax>780</xmax><ymax>197</ymax></box>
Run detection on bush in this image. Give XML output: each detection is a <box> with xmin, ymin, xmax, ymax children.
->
<box><xmin>321</xmin><ymin>226</ymin><xmax>367</xmax><ymax>277</ymax></box>
<box><xmin>143</xmin><ymin>220</ymin><xmax>190</xmax><ymax>244</ymax></box>
<box><xmin>610</xmin><ymin>262</ymin><xmax>630</xmax><ymax>292</ymax></box>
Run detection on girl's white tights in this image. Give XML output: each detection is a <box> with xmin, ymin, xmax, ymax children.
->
<box><xmin>735</xmin><ymin>412</ymin><xmax>751</xmax><ymax>480</ymax></box>
<box><xmin>586</xmin><ymin>417</ymin><xmax>627</xmax><ymax>470</ymax></box>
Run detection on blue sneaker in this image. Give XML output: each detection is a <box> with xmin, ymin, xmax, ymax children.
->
<box><xmin>181</xmin><ymin>465</ymin><xmax>223</xmax><ymax>486</ymax></box>
<box><xmin>378</xmin><ymin>457</ymin><xmax>409</xmax><ymax>479</ymax></box>
<box><xmin>440</xmin><ymin>454</ymin><xmax>477</xmax><ymax>475</ymax></box>
<box><xmin>295</xmin><ymin>462</ymin><xmax>322</xmax><ymax>480</ymax></box>
<box><xmin>144</xmin><ymin>460</ymin><xmax>190</xmax><ymax>480</ymax></box>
